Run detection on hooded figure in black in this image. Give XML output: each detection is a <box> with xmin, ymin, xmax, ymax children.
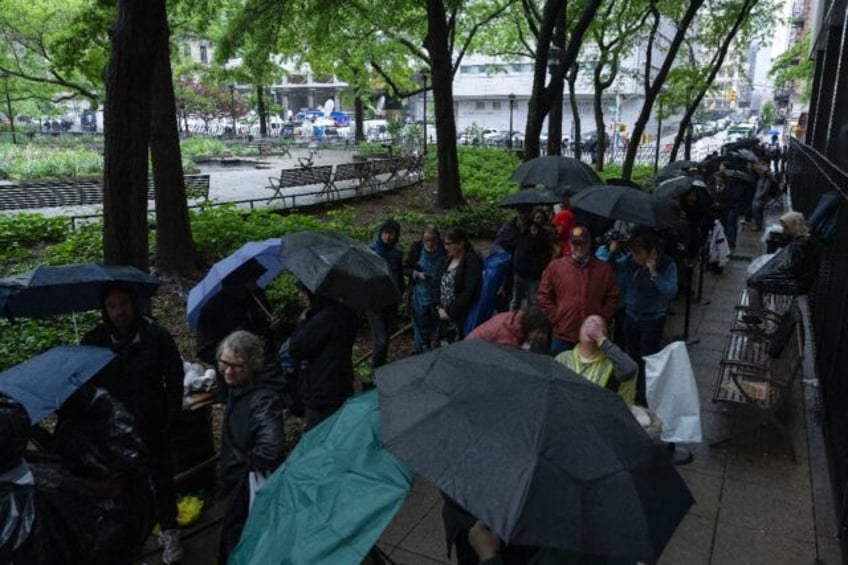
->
<box><xmin>81</xmin><ymin>283</ymin><xmax>184</xmax><ymax>563</ymax></box>
<box><xmin>368</xmin><ymin>219</ymin><xmax>404</xmax><ymax>371</ymax></box>
<box><xmin>288</xmin><ymin>282</ymin><xmax>360</xmax><ymax>431</ymax></box>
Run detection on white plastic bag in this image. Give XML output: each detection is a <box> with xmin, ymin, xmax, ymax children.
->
<box><xmin>248</xmin><ymin>470</ymin><xmax>269</xmax><ymax>511</ymax></box>
<box><xmin>644</xmin><ymin>341</ymin><xmax>702</xmax><ymax>443</ymax></box>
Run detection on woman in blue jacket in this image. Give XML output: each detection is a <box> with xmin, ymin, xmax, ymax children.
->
<box><xmin>609</xmin><ymin>227</ymin><xmax>677</xmax><ymax>406</ymax></box>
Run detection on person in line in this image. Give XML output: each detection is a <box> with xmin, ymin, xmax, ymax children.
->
<box><xmin>196</xmin><ymin>259</ymin><xmax>281</xmax><ymax>399</ymax></box>
<box><xmin>368</xmin><ymin>219</ymin><xmax>404</xmax><ymax>369</ymax></box>
<box><xmin>537</xmin><ymin>226</ymin><xmax>620</xmax><ymax>355</ymax></box>
<box><xmin>510</xmin><ymin>218</ymin><xmax>552</xmax><ymax>311</ymax></box>
<box><xmin>555</xmin><ymin>315</ymin><xmax>638</xmax><ymax>406</ymax></box>
<box><xmin>216</xmin><ymin>331</ymin><xmax>286</xmax><ymax>565</ymax></box>
<box><xmin>404</xmin><ymin>225</ymin><xmax>446</xmax><ymax>353</ymax></box>
<box><xmin>81</xmin><ymin>283</ymin><xmax>185</xmax><ymax>564</ymax></box>
<box><xmin>435</xmin><ymin>227</ymin><xmax>483</xmax><ymax>344</ymax></box>
<box><xmin>608</xmin><ymin>228</ymin><xmax>678</xmax><ymax>406</ymax></box>
<box><xmin>551</xmin><ymin>199</ymin><xmax>575</xmax><ymax>258</ymax></box>
<box><xmin>288</xmin><ymin>281</ymin><xmax>359</xmax><ymax>430</ymax></box>
<box><xmin>465</xmin><ymin>305</ymin><xmax>551</xmax><ymax>353</ymax></box>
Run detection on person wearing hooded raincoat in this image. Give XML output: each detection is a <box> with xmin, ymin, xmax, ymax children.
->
<box><xmin>368</xmin><ymin>220</ymin><xmax>404</xmax><ymax>370</ymax></box>
<box><xmin>81</xmin><ymin>283</ymin><xmax>184</xmax><ymax>564</ymax></box>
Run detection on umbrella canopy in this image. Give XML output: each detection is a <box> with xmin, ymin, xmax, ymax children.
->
<box><xmin>509</xmin><ymin>156</ymin><xmax>602</xmax><ymax>196</ymax></box>
<box><xmin>571</xmin><ymin>185</ymin><xmax>679</xmax><ymax>229</ymax></box>
<box><xmin>0</xmin><ymin>263</ymin><xmax>158</xmax><ymax>319</ymax></box>
<box><xmin>734</xmin><ymin>148</ymin><xmax>759</xmax><ymax>162</ymax></box>
<box><xmin>654</xmin><ymin>176</ymin><xmax>697</xmax><ymax>201</ymax></box>
<box><xmin>230</xmin><ymin>390</ymin><xmax>413</xmax><ymax>565</ymax></box>
<box><xmin>279</xmin><ymin>230</ymin><xmax>401</xmax><ymax>311</ymax></box>
<box><xmin>0</xmin><ymin>345</ymin><xmax>115</xmax><ymax>423</ymax></box>
<box><xmin>186</xmin><ymin>238</ymin><xmax>283</xmax><ymax>330</ymax></box>
<box><xmin>499</xmin><ymin>188</ymin><xmax>561</xmax><ymax>208</ymax></box>
<box><xmin>376</xmin><ymin>340</ymin><xmax>694</xmax><ymax>563</ymax></box>
<box><xmin>655</xmin><ymin>160</ymin><xmax>699</xmax><ymax>184</ymax></box>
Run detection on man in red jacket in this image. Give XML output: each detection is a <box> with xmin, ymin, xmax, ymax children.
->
<box><xmin>536</xmin><ymin>226</ymin><xmax>620</xmax><ymax>355</ymax></box>
<box><xmin>465</xmin><ymin>306</ymin><xmax>550</xmax><ymax>353</ymax></box>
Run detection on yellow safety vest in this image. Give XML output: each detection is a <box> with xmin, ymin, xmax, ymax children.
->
<box><xmin>557</xmin><ymin>347</ymin><xmax>636</xmax><ymax>406</ymax></box>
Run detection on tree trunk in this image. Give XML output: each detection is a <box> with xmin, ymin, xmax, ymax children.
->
<box><xmin>567</xmin><ymin>64</ymin><xmax>582</xmax><ymax>160</ymax></box>
<box><xmin>103</xmin><ymin>0</ymin><xmax>163</xmax><ymax>270</ymax></box>
<box><xmin>524</xmin><ymin>0</ymin><xmax>601</xmax><ymax>161</ymax></box>
<box><xmin>355</xmin><ymin>95</ymin><xmax>364</xmax><ymax>143</ymax></box>
<box><xmin>620</xmin><ymin>0</ymin><xmax>705</xmax><ymax>180</ymax></box>
<box><xmin>546</xmin><ymin>7</ymin><xmax>567</xmax><ymax>157</ymax></box>
<box><xmin>257</xmin><ymin>85</ymin><xmax>267</xmax><ymax>137</ymax></box>
<box><xmin>150</xmin><ymin>12</ymin><xmax>199</xmax><ymax>277</ymax></box>
<box><xmin>426</xmin><ymin>0</ymin><xmax>462</xmax><ymax>208</ymax></box>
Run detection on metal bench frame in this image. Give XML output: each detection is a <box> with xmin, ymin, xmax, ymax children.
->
<box><xmin>265</xmin><ymin>165</ymin><xmax>333</xmax><ymax>206</ymax></box>
<box><xmin>711</xmin><ymin>298</ymin><xmax>804</xmax><ymax>460</ymax></box>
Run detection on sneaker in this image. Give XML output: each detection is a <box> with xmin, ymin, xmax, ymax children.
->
<box><xmin>159</xmin><ymin>529</ymin><xmax>184</xmax><ymax>564</ymax></box>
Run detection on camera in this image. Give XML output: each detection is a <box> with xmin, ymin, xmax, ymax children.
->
<box><xmin>603</xmin><ymin>229</ymin><xmax>629</xmax><ymax>245</ymax></box>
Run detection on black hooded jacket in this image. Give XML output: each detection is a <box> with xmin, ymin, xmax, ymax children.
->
<box><xmin>288</xmin><ymin>297</ymin><xmax>359</xmax><ymax>409</ymax></box>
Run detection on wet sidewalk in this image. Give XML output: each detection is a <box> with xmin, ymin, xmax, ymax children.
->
<box><xmin>376</xmin><ymin>212</ymin><xmax>836</xmax><ymax>564</ymax></box>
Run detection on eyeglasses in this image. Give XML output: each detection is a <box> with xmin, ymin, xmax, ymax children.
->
<box><xmin>217</xmin><ymin>359</ymin><xmax>246</xmax><ymax>372</ymax></box>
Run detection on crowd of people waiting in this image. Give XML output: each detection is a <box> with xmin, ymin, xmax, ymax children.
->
<box><xmin>1</xmin><ymin>136</ymin><xmax>806</xmax><ymax>565</ymax></box>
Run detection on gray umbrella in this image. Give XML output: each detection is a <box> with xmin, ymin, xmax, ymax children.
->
<box><xmin>279</xmin><ymin>230</ymin><xmax>400</xmax><ymax>311</ymax></box>
<box><xmin>571</xmin><ymin>185</ymin><xmax>679</xmax><ymax>229</ymax></box>
<box><xmin>499</xmin><ymin>188</ymin><xmax>561</xmax><ymax>208</ymax></box>
<box><xmin>376</xmin><ymin>340</ymin><xmax>694</xmax><ymax>563</ymax></box>
<box><xmin>509</xmin><ymin>156</ymin><xmax>601</xmax><ymax>196</ymax></box>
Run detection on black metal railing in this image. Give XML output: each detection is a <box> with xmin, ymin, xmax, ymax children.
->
<box><xmin>787</xmin><ymin>138</ymin><xmax>848</xmax><ymax>536</ymax></box>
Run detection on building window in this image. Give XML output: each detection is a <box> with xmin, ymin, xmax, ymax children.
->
<box><xmin>475</xmin><ymin>101</ymin><xmax>485</xmax><ymax>110</ymax></box>
<box><xmin>492</xmin><ymin>101</ymin><xmax>502</xmax><ymax>110</ymax></box>
<box><xmin>199</xmin><ymin>45</ymin><xmax>208</xmax><ymax>65</ymax></box>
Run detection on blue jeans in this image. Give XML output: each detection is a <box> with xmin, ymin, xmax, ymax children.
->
<box><xmin>751</xmin><ymin>200</ymin><xmax>765</xmax><ymax>230</ymax></box>
<box><xmin>723</xmin><ymin>209</ymin><xmax>739</xmax><ymax>248</ymax></box>
<box><xmin>412</xmin><ymin>303</ymin><xmax>438</xmax><ymax>353</ymax></box>
<box><xmin>625</xmin><ymin>315</ymin><xmax>666</xmax><ymax>407</ymax></box>
<box><xmin>510</xmin><ymin>275</ymin><xmax>539</xmax><ymax>311</ymax></box>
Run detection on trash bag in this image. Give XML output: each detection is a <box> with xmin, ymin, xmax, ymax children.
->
<box><xmin>747</xmin><ymin>237</ymin><xmax>820</xmax><ymax>295</ymax></box>
<box><xmin>807</xmin><ymin>191</ymin><xmax>842</xmax><ymax>246</ymax></box>
<box><xmin>644</xmin><ymin>341</ymin><xmax>702</xmax><ymax>444</ymax></box>
<box><xmin>53</xmin><ymin>386</ymin><xmax>146</xmax><ymax>479</ymax></box>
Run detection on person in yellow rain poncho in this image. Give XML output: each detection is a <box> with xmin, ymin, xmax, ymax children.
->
<box><xmin>555</xmin><ymin>314</ymin><xmax>638</xmax><ymax>406</ymax></box>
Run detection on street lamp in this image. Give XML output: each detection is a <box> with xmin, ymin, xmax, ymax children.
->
<box><xmin>508</xmin><ymin>93</ymin><xmax>516</xmax><ymax>149</ymax></box>
<box><xmin>420</xmin><ymin>69</ymin><xmax>428</xmax><ymax>155</ymax></box>
<box><xmin>229</xmin><ymin>84</ymin><xmax>236</xmax><ymax>137</ymax></box>
<box><xmin>0</xmin><ymin>72</ymin><xmax>16</xmax><ymax>145</ymax></box>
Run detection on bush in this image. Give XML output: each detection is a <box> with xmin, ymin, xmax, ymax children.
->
<box><xmin>0</xmin><ymin>145</ymin><xmax>102</xmax><ymax>180</ymax></box>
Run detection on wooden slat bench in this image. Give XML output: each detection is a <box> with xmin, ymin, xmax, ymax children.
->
<box><xmin>265</xmin><ymin>165</ymin><xmax>333</xmax><ymax>206</ymax></box>
<box><xmin>711</xmin><ymin>301</ymin><xmax>804</xmax><ymax>460</ymax></box>
<box><xmin>0</xmin><ymin>174</ymin><xmax>211</xmax><ymax>212</ymax></box>
<box><xmin>329</xmin><ymin>162</ymin><xmax>372</xmax><ymax>199</ymax></box>
<box><xmin>731</xmin><ymin>288</ymin><xmax>795</xmax><ymax>340</ymax></box>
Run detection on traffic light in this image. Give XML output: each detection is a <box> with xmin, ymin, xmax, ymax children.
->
<box><xmin>726</xmin><ymin>89</ymin><xmax>737</xmax><ymax>102</ymax></box>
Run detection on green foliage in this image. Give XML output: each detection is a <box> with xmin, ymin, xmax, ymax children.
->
<box><xmin>0</xmin><ymin>312</ymin><xmax>100</xmax><ymax>371</ymax></box>
<box><xmin>181</xmin><ymin>137</ymin><xmax>231</xmax><ymax>158</ymax></box>
<box><xmin>600</xmin><ymin>164</ymin><xmax>654</xmax><ymax>189</ymax></box>
<box><xmin>458</xmin><ymin>146</ymin><xmax>522</xmax><ymax>202</ymax></box>
<box><xmin>0</xmin><ymin>145</ymin><xmax>102</xmax><ymax>180</ymax></box>
<box><xmin>0</xmin><ymin>213</ymin><xmax>71</xmax><ymax>273</ymax></box>
<box><xmin>760</xmin><ymin>101</ymin><xmax>777</xmax><ymax>127</ymax></box>
<box><xmin>42</xmin><ymin>223</ymin><xmax>104</xmax><ymax>265</ymax></box>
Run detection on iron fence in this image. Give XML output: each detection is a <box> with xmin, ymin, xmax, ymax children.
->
<box><xmin>786</xmin><ymin>138</ymin><xmax>848</xmax><ymax>536</ymax></box>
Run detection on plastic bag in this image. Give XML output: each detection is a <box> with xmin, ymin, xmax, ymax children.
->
<box><xmin>644</xmin><ymin>341</ymin><xmax>703</xmax><ymax>444</ymax></box>
<box><xmin>747</xmin><ymin>237</ymin><xmax>819</xmax><ymax>295</ymax></box>
<box><xmin>747</xmin><ymin>253</ymin><xmax>775</xmax><ymax>276</ymax></box>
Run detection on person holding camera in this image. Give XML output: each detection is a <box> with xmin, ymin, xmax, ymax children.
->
<box><xmin>404</xmin><ymin>225</ymin><xmax>446</xmax><ymax>353</ymax></box>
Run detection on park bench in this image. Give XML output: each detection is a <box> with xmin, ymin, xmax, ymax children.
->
<box><xmin>731</xmin><ymin>288</ymin><xmax>794</xmax><ymax>341</ymax></box>
<box><xmin>265</xmin><ymin>165</ymin><xmax>333</xmax><ymax>206</ymax></box>
<box><xmin>0</xmin><ymin>174</ymin><xmax>210</xmax><ymax>212</ymax></box>
<box><xmin>329</xmin><ymin>162</ymin><xmax>372</xmax><ymax>199</ymax></box>
<box><xmin>711</xmin><ymin>299</ymin><xmax>804</xmax><ymax>460</ymax></box>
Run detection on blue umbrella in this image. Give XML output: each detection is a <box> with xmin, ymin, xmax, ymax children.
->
<box><xmin>230</xmin><ymin>390</ymin><xmax>413</xmax><ymax>565</ymax></box>
<box><xmin>0</xmin><ymin>263</ymin><xmax>158</xmax><ymax>319</ymax></box>
<box><xmin>186</xmin><ymin>239</ymin><xmax>283</xmax><ymax>330</ymax></box>
<box><xmin>0</xmin><ymin>345</ymin><xmax>115</xmax><ymax>423</ymax></box>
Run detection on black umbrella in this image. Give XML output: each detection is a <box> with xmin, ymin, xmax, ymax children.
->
<box><xmin>570</xmin><ymin>185</ymin><xmax>679</xmax><ymax>229</ymax></box>
<box><xmin>655</xmin><ymin>160</ymin><xmax>699</xmax><ymax>184</ymax></box>
<box><xmin>654</xmin><ymin>176</ymin><xmax>696</xmax><ymax>201</ymax></box>
<box><xmin>499</xmin><ymin>188</ymin><xmax>561</xmax><ymax>208</ymax></box>
<box><xmin>509</xmin><ymin>156</ymin><xmax>601</xmax><ymax>196</ymax></box>
<box><xmin>279</xmin><ymin>230</ymin><xmax>400</xmax><ymax>311</ymax></box>
<box><xmin>0</xmin><ymin>263</ymin><xmax>159</xmax><ymax>319</ymax></box>
<box><xmin>376</xmin><ymin>340</ymin><xmax>694</xmax><ymax>562</ymax></box>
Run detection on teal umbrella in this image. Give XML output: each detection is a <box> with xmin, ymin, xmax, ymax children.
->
<box><xmin>230</xmin><ymin>390</ymin><xmax>413</xmax><ymax>564</ymax></box>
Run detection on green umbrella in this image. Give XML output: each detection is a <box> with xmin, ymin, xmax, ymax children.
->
<box><xmin>230</xmin><ymin>390</ymin><xmax>413</xmax><ymax>564</ymax></box>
